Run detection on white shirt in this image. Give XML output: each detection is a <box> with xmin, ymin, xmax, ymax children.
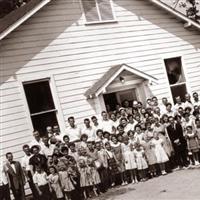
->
<box><xmin>101</xmin><ymin>119</ymin><xmax>113</xmax><ymax>133</ymax></box>
<box><xmin>11</xmin><ymin>163</ymin><xmax>16</xmax><ymax>173</ymax></box>
<box><xmin>29</xmin><ymin>138</ymin><xmax>44</xmax><ymax>148</ymax></box>
<box><xmin>193</xmin><ymin>100</ymin><xmax>200</xmax><ymax>107</ymax></box>
<box><xmin>65</xmin><ymin>125</ymin><xmax>81</xmax><ymax>142</ymax></box>
<box><xmin>0</xmin><ymin>163</ymin><xmax>8</xmax><ymax>185</ymax></box>
<box><xmin>97</xmin><ymin>149</ymin><xmax>108</xmax><ymax>168</ymax></box>
<box><xmin>33</xmin><ymin>171</ymin><xmax>48</xmax><ymax>186</ymax></box>
<box><xmin>110</xmin><ymin>119</ymin><xmax>120</xmax><ymax>129</ymax></box>
<box><xmin>174</xmin><ymin>103</ymin><xmax>185</xmax><ymax>112</ymax></box>
<box><xmin>160</xmin><ymin>104</ymin><xmax>167</xmax><ymax>115</ymax></box>
<box><xmin>135</xmin><ymin>132</ymin><xmax>144</xmax><ymax>143</ymax></box>
<box><xmin>165</xmin><ymin>110</ymin><xmax>175</xmax><ymax>117</ymax></box>
<box><xmin>21</xmin><ymin>154</ymin><xmax>32</xmax><ymax>171</ymax></box>
<box><xmin>81</xmin><ymin>126</ymin><xmax>96</xmax><ymax>141</ymax></box>
<box><xmin>93</xmin><ymin>122</ymin><xmax>103</xmax><ymax>133</ymax></box>
<box><xmin>41</xmin><ymin>144</ymin><xmax>55</xmax><ymax>158</ymax></box>
<box><xmin>184</xmin><ymin>101</ymin><xmax>194</xmax><ymax>110</ymax></box>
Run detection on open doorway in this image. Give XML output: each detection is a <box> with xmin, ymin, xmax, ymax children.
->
<box><xmin>103</xmin><ymin>89</ymin><xmax>137</xmax><ymax>112</ymax></box>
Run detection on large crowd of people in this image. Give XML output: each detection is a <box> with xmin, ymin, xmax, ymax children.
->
<box><xmin>1</xmin><ymin>92</ymin><xmax>200</xmax><ymax>200</ymax></box>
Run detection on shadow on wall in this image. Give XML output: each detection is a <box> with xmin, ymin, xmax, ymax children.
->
<box><xmin>0</xmin><ymin>0</ymin><xmax>84</xmax><ymax>84</ymax></box>
<box><xmin>0</xmin><ymin>0</ymin><xmax>200</xmax><ymax>85</ymax></box>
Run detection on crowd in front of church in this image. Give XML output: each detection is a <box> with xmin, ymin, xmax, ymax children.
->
<box><xmin>1</xmin><ymin>92</ymin><xmax>200</xmax><ymax>200</ymax></box>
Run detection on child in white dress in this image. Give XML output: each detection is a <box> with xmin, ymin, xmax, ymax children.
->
<box><xmin>133</xmin><ymin>144</ymin><xmax>148</xmax><ymax>181</ymax></box>
<box><xmin>122</xmin><ymin>136</ymin><xmax>138</xmax><ymax>184</ymax></box>
<box><xmin>151</xmin><ymin>133</ymin><xmax>169</xmax><ymax>175</ymax></box>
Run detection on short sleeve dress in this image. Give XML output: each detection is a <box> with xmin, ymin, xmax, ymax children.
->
<box><xmin>151</xmin><ymin>138</ymin><xmax>169</xmax><ymax>163</ymax></box>
<box><xmin>121</xmin><ymin>143</ymin><xmax>137</xmax><ymax>170</ymax></box>
<box><xmin>133</xmin><ymin>149</ymin><xmax>148</xmax><ymax>170</ymax></box>
<box><xmin>48</xmin><ymin>173</ymin><xmax>64</xmax><ymax>199</ymax></box>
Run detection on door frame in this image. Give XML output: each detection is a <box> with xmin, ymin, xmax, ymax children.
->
<box><xmin>116</xmin><ymin>88</ymin><xmax>138</xmax><ymax>105</ymax></box>
<box><xmin>100</xmin><ymin>84</ymin><xmax>142</xmax><ymax>112</ymax></box>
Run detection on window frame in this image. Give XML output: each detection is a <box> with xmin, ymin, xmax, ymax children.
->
<box><xmin>18</xmin><ymin>75</ymin><xmax>66</xmax><ymax>134</ymax></box>
<box><xmin>162</xmin><ymin>55</ymin><xmax>191</xmax><ymax>104</ymax></box>
<box><xmin>80</xmin><ymin>0</ymin><xmax>117</xmax><ymax>25</ymax></box>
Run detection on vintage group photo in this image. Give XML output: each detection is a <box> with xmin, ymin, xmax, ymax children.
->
<box><xmin>1</xmin><ymin>0</ymin><xmax>200</xmax><ymax>200</ymax></box>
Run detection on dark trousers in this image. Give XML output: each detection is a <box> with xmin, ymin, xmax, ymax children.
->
<box><xmin>27</xmin><ymin>171</ymin><xmax>39</xmax><ymax>200</ymax></box>
<box><xmin>39</xmin><ymin>184</ymin><xmax>51</xmax><ymax>200</ymax></box>
<box><xmin>11</xmin><ymin>186</ymin><xmax>24</xmax><ymax>200</ymax></box>
<box><xmin>98</xmin><ymin>167</ymin><xmax>109</xmax><ymax>192</ymax></box>
<box><xmin>0</xmin><ymin>184</ymin><xmax>11</xmax><ymax>200</ymax></box>
<box><xmin>174</xmin><ymin>146</ymin><xmax>188</xmax><ymax>167</ymax></box>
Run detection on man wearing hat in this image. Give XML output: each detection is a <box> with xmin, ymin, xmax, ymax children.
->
<box><xmin>29</xmin><ymin>145</ymin><xmax>48</xmax><ymax>173</ymax></box>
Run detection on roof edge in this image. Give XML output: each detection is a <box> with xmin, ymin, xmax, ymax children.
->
<box><xmin>84</xmin><ymin>63</ymin><xmax>158</xmax><ymax>99</ymax></box>
<box><xmin>148</xmin><ymin>0</ymin><xmax>200</xmax><ymax>31</ymax></box>
<box><xmin>0</xmin><ymin>0</ymin><xmax>51</xmax><ymax>40</ymax></box>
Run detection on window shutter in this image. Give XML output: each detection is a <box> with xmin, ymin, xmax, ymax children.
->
<box><xmin>97</xmin><ymin>0</ymin><xmax>114</xmax><ymax>21</ymax></box>
<box><xmin>82</xmin><ymin>0</ymin><xmax>99</xmax><ymax>22</ymax></box>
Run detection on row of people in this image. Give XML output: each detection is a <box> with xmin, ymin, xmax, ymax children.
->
<box><xmin>1</xmin><ymin>92</ymin><xmax>200</xmax><ymax>200</ymax></box>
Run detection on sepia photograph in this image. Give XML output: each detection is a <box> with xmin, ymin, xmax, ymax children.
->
<box><xmin>0</xmin><ymin>0</ymin><xmax>200</xmax><ymax>200</ymax></box>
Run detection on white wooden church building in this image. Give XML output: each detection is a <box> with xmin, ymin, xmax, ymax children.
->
<box><xmin>1</xmin><ymin>0</ymin><xmax>200</xmax><ymax>165</ymax></box>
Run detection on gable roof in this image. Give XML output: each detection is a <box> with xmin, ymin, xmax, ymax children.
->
<box><xmin>148</xmin><ymin>0</ymin><xmax>200</xmax><ymax>30</ymax></box>
<box><xmin>0</xmin><ymin>0</ymin><xmax>199</xmax><ymax>41</ymax></box>
<box><xmin>84</xmin><ymin>64</ymin><xmax>158</xmax><ymax>99</ymax></box>
<box><xmin>0</xmin><ymin>0</ymin><xmax>51</xmax><ymax>40</ymax></box>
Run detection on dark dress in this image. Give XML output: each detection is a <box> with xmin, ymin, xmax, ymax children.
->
<box><xmin>106</xmin><ymin>150</ymin><xmax>119</xmax><ymax>175</ymax></box>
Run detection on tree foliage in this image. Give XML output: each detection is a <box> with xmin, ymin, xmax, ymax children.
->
<box><xmin>178</xmin><ymin>0</ymin><xmax>200</xmax><ymax>22</ymax></box>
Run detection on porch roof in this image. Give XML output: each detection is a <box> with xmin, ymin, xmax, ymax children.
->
<box><xmin>84</xmin><ymin>64</ymin><xmax>158</xmax><ymax>99</ymax></box>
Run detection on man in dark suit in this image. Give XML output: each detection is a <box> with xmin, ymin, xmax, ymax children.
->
<box><xmin>4</xmin><ymin>152</ymin><xmax>26</xmax><ymax>200</ymax></box>
<box><xmin>167</xmin><ymin>117</ymin><xmax>188</xmax><ymax>168</ymax></box>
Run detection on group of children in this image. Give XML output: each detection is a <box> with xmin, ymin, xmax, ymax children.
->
<box><xmin>5</xmin><ymin>93</ymin><xmax>200</xmax><ymax>200</ymax></box>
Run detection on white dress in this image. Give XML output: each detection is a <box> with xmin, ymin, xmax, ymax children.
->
<box><xmin>122</xmin><ymin>143</ymin><xmax>137</xmax><ymax>170</ymax></box>
<box><xmin>133</xmin><ymin>149</ymin><xmax>148</xmax><ymax>170</ymax></box>
<box><xmin>151</xmin><ymin>138</ymin><xmax>169</xmax><ymax>163</ymax></box>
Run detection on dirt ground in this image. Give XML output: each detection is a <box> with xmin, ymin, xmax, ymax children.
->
<box><xmin>94</xmin><ymin>167</ymin><xmax>200</xmax><ymax>200</ymax></box>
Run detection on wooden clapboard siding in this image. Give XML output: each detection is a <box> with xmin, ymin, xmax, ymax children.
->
<box><xmin>0</xmin><ymin>0</ymin><xmax>200</xmax><ymax>173</ymax></box>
